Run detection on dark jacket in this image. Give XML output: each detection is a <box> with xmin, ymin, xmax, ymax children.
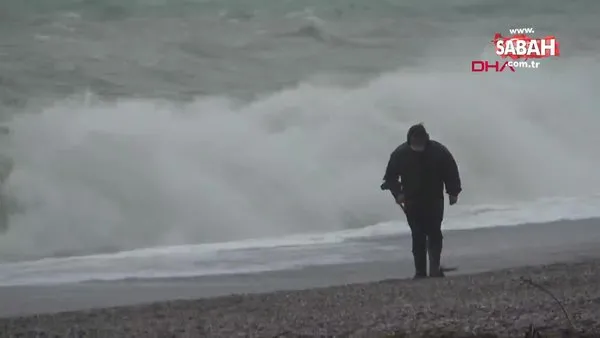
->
<box><xmin>381</xmin><ymin>130</ymin><xmax>462</xmax><ymax>203</ymax></box>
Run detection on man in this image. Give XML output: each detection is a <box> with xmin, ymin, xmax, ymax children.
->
<box><xmin>381</xmin><ymin>123</ymin><xmax>462</xmax><ymax>279</ymax></box>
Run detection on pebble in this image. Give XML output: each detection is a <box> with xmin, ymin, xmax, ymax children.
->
<box><xmin>1</xmin><ymin>260</ymin><xmax>600</xmax><ymax>337</ymax></box>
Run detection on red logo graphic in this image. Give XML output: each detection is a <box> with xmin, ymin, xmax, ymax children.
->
<box><xmin>492</xmin><ymin>33</ymin><xmax>560</xmax><ymax>60</ymax></box>
<box><xmin>471</xmin><ymin>60</ymin><xmax>516</xmax><ymax>73</ymax></box>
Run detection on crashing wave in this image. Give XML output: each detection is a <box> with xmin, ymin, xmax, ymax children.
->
<box><xmin>0</xmin><ymin>126</ymin><xmax>13</xmax><ymax>232</ymax></box>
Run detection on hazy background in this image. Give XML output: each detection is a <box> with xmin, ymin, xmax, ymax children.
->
<box><xmin>0</xmin><ymin>0</ymin><xmax>599</xmax><ymax>262</ymax></box>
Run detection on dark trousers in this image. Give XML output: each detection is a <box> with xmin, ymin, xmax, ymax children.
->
<box><xmin>404</xmin><ymin>199</ymin><xmax>444</xmax><ymax>276</ymax></box>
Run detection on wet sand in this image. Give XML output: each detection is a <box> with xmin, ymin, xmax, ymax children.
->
<box><xmin>1</xmin><ymin>219</ymin><xmax>600</xmax><ymax>337</ymax></box>
<box><xmin>1</xmin><ymin>259</ymin><xmax>600</xmax><ymax>337</ymax></box>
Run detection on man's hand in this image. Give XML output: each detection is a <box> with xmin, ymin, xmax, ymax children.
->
<box><xmin>395</xmin><ymin>194</ymin><xmax>405</xmax><ymax>206</ymax></box>
<box><xmin>448</xmin><ymin>195</ymin><xmax>458</xmax><ymax>205</ymax></box>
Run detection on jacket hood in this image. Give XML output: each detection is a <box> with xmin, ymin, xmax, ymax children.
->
<box><xmin>406</xmin><ymin>123</ymin><xmax>429</xmax><ymax>144</ymax></box>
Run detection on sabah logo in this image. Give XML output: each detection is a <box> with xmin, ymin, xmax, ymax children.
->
<box><xmin>492</xmin><ymin>32</ymin><xmax>560</xmax><ymax>60</ymax></box>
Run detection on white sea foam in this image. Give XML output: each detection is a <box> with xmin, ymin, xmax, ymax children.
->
<box><xmin>0</xmin><ymin>56</ymin><xmax>599</xmax><ymax>269</ymax></box>
<box><xmin>0</xmin><ymin>194</ymin><xmax>598</xmax><ymax>286</ymax></box>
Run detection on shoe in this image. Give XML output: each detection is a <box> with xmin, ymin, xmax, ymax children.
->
<box><xmin>413</xmin><ymin>273</ymin><xmax>428</xmax><ymax>279</ymax></box>
<box><xmin>413</xmin><ymin>252</ymin><xmax>427</xmax><ymax>280</ymax></box>
<box><xmin>429</xmin><ymin>267</ymin><xmax>445</xmax><ymax>278</ymax></box>
<box><xmin>428</xmin><ymin>248</ymin><xmax>444</xmax><ymax>278</ymax></box>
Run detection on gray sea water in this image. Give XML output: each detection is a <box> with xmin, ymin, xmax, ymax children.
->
<box><xmin>2</xmin><ymin>0</ymin><xmax>598</xmax><ymax>103</ymax></box>
<box><xmin>0</xmin><ymin>0</ymin><xmax>599</xmax><ymax>281</ymax></box>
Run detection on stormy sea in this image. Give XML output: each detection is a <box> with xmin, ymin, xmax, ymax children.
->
<box><xmin>0</xmin><ymin>0</ymin><xmax>599</xmax><ymax>309</ymax></box>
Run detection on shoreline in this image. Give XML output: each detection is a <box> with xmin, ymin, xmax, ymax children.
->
<box><xmin>2</xmin><ymin>259</ymin><xmax>600</xmax><ymax>337</ymax></box>
<box><xmin>2</xmin><ymin>218</ymin><xmax>600</xmax><ymax>318</ymax></box>
<box><xmin>1</xmin><ymin>218</ymin><xmax>600</xmax><ymax>337</ymax></box>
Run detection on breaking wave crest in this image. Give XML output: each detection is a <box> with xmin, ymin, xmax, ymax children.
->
<box><xmin>1</xmin><ymin>60</ymin><xmax>599</xmax><ymax>260</ymax></box>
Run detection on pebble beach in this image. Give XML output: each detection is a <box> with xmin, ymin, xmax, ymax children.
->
<box><xmin>2</xmin><ymin>259</ymin><xmax>599</xmax><ymax>337</ymax></box>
